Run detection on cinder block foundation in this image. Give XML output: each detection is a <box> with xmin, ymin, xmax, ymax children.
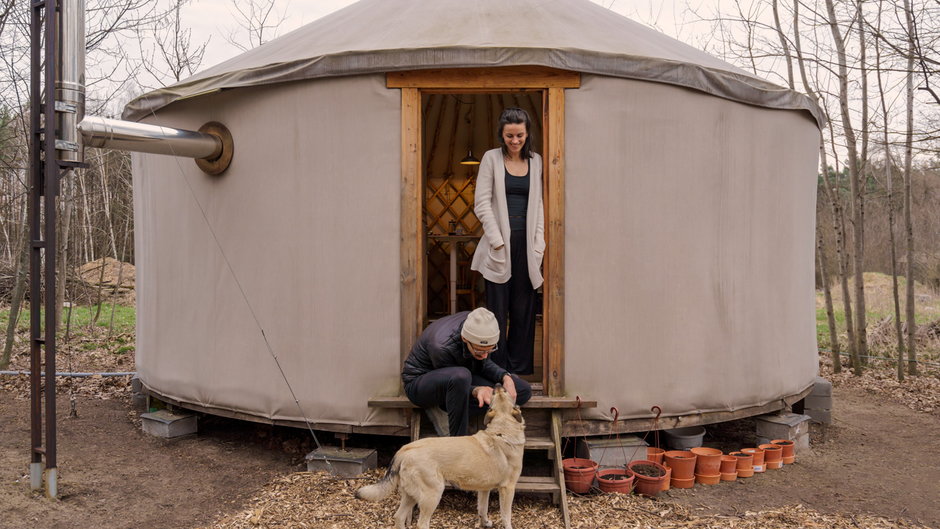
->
<box><xmin>140</xmin><ymin>409</ymin><xmax>198</xmax><ymax>438</ymax></box>
<box><xmin>755</xmin><ymin>412</ymin><xmax>812</xmax><ymax>452</ymax></box>
<box><xmin>803</xmin><ymin>376</ymin><xmax>833</xmax><ymax>425</ymax></box>
<box><xmin>306</xmin><ymin>446</ymin><xmax>377</xmax><ymax>477</ymax></box>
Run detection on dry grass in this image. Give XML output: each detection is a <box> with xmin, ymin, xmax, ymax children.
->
<box><xmin>818</xmin><ymin>272</ymin><xmax>940</xmax><ymax>317</ymax></box>
<box><xmin>202</xmin><ymin>470</ymin><xmax>930</xmax><ymax>529</ymax></box>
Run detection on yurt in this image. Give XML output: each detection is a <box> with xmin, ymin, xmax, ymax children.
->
<box><xmin>125</xmin><ymin>0</ymin><xmax>821</xmax><ymax>436</ymax></box>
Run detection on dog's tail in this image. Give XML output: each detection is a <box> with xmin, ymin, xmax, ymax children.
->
<box><xmin>355</xmin><ymin>455</ymin><xmax>400</xmax><ymax>502</ymax></box>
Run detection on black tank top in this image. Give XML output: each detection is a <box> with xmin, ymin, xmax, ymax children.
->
<box><xmin>505</xmin><ymin>161</ymin><xmax>529</xmax><ymax>231</ymax></box>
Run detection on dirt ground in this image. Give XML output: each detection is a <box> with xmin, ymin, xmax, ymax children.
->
<box><xmin>1</xmin><ymin>379</ymin><xmax>937</xmax><ymax>529</ymax></box>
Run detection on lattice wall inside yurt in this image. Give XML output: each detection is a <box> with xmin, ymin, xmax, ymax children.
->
<box><xmin>422</xmin><ymin>92</ymin><xmax>543</xmax><ymax>318</ymax></box>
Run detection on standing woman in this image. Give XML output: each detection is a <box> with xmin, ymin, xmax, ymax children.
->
<box><xmin>470</xmin><ymin>107</ymin><xmax>545</xmax><ymax>375</ymax></box>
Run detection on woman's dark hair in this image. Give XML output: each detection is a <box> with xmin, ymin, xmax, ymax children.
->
<box><xmin>497</xmin><ymin>107</ymin><xmax>533</xmax><ymax>159</ymax></box>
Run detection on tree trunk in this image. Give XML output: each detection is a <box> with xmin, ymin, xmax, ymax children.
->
<box><xmin>771</xmin><ymin>0</ymin><xmax>794</xmax><ymax>89</ymax></box>
<box><xmin>56</xmin><ymin>173</ymin><xmax>74</xmax><ymax>330</ymax></box>
<box><xmin>874</xmin><ymin>0</ymin><xmax>905</xmax><ymax>381</ymax></box>
<box><xmin>826</xmin><ymin>0</ymin><xmax>865</xmax><ymax>375</ymax></box>
<box><xmin>817</xmin><ymin>232</ymin><xmax>840</xmax><ymax>372</ymax></box>
<box><xmin>792</xmin><ymin>0</ymin><xmax>853</xmax><ymax>371</ymax></box>
<box><xmin>1</xmin><ymin>220</ymin><xmax>29</xmax><ymax>370</ymax></box>
<box><xmin>903</xmin><ymin>0</ymin><xmax>917</xmax><ymax>376</ymax></box>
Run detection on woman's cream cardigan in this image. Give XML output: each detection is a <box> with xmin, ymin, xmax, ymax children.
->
<box><xmin>470</xmin><ymin>148</ymin><xmax>545</xmax><ymax>289</ymax></box>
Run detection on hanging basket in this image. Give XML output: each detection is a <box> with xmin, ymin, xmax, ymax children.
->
<box><xmin>596</xmin><ymin>468</ymin><xmax>635</xmax><ymax>494</ymax></box>
<box><xmin>562</xmin><ymin>458</ymin><xmax>598</xmax><ymax>494</ymax></box>
<box><xmin>626</xmin><ymin>459</ymin><xmax>667</xmax><ymax>497</ymax></box>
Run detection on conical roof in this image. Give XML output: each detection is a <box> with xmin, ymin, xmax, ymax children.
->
<box><xmin>124</xmin><ymin>0</ymin><xmax>820</xmax><ymax>123</ymax></box>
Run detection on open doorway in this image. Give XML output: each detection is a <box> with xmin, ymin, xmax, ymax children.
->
<box><xmin>421</xmin><ymin>91</ymin><xmax>545</xmax><ymax>388</ymax></box>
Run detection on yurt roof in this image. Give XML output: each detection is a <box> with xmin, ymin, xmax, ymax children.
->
<box><xmin>123</xmin><ymin>0</ymin><xmax>821</xmax><ymax>124</ymax></box>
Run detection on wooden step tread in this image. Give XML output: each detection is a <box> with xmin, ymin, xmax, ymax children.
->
<box><xmin>524</xmin><ymin>436</ymin><xmax>554</xmax><ymax>450</ymax></box>
<box><xmin>515</xmin><ymin>475</ymin><xmax>561</xmax><ymax>493</ymax></box>
<box><xmin>368</xmin><ymin>395</ymin><xmax>597</xmax><ymax>409</ymax></box>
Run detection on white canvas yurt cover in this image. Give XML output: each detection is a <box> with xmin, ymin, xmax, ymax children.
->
<box><xmin>127</xmin><ymin>0</ymin><xmax>820</xmax><ymax>433</ymax></box>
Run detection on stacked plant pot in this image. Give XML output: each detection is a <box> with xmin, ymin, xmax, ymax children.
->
<box><xmin>729</xmin><ymin>451</ymin><xmax>754</xmax><ymax>477</ymax></box>
<box><xmin>771</xmin><ymin>439</ymin><xmax>796</xmax><ymax>464</ymax></box>
<box><xmin>759</xmin><ymin>443</ymin><xmax>784</xmax><ymax>469</ymax></box>
<box><xmin>690</xmin><ymin>447</ymin><xmax>722</xmax><ymax>485</ymax></box>
<box><xmin>740</xmin><ymin>447</ymin><xmax>765</xmax><ymax>473</ymax></box>
<box><xmin>719</xmin><ymin>455</ymin><xmax>738</xmax><ymax>481</ymax></box>
<box><xmin>663</xmin><ymin>450</ymin><xmax>696</xmax><ymax>489</ymax></box>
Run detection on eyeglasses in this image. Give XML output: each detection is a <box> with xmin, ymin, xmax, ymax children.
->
<box><xmin>467</xmin><ymin>343</ymin><xmax>498</xmax><ymax>356</ymax></box>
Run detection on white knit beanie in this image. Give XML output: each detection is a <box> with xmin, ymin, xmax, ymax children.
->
<box><xmin>461</xmin><ymin>308</ymin><xmax>500</xmax><ymax>346</ymax></box>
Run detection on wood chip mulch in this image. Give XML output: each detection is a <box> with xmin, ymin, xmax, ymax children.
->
<box><xmin>201</xmin><ymin>470</ymin><xmax>930</xmax><ymax>529</ymax></box>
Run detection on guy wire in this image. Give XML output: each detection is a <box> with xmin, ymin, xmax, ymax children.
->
<box><xmin>143</xmin><ymin>108</ymin><xmax>332</xmax><ymax>468</ymax></box>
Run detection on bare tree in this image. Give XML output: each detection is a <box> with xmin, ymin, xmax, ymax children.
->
<box><xmin>902</xmin><ymin>0</ymin><xmax>917</xmax><ymax>375</ymax></box>
<box><xmin>223</xmin><ymin>0</ymin><xmax>287</xmax><ymax>52</ymax></box>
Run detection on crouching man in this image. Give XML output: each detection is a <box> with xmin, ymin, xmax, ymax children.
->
<box><xmin>402</xmin><ymin>307</ymin><xmax>532</xmax><ymax>436</ymax></box>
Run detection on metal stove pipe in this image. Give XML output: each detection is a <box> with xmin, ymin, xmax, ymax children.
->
<box><xmin>55</xmin><ymin>0</ymin><xmax>85</xmax><ymax>162</ymax></box>
<box><xmin>78</xmin><ymin>116</ymin><xmax>223</xmax><ymax>159</ymax></box>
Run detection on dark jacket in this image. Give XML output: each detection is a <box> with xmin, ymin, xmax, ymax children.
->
<box><xmin>401</xmin><ymin>311</ymin><xmax>509</xmax><ymax>386</ymax></box>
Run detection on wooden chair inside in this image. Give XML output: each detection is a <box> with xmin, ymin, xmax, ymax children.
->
<box><xmin>455</xmin><ymin>260</ymin><xmax>478</xmax><ymax>311</ymax></box>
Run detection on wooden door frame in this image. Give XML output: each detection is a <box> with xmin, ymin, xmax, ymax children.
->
<box><xmin>390</xmin><ymin>66</ymin><xmax>579</xmax><ymax>397</ymax></box>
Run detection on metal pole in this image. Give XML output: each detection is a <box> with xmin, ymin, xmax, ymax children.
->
<box><xmin>55</xmin><ymin>0</ymin><xmax>85</xmax><ymax>162</ymax></box>
<box><xmin>28</xmin><ymin>0</ymin><xmax>44</xmax><ymax>493</ymax></box>
<box><xmin>43</xmin><ymin>0</ymin><xmax>59</xmax><ymax>498</ymax></box>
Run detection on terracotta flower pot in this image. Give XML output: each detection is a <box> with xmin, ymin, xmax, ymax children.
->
<box><xmin>729</xmin><ymin>451</ymin><xmax>754</xmax><ymax>478</ymax></box>
<box><xmin>740</xmin><ymin>447</ymin><xmax>765</xmax><ymax>473</ymax></box>
<box><xmin>596</xmin><ymin>468</ymin><xmax>634</xmax><ymax>494</ymax></box>
<box><xmin>647</xmin><ymin>447</ymin><xmax>665</xmax><ymax>464</ymax></box>
<box><xmin>719</xmin><ymin>455</ymin><xmax>737</xmax><ymax>474</ymax></box>
<box><xmin>670</xmin><ymin>476</ymin><xmax>695</xmax><ymax>489</ymax></box>
<box><xmin>690</xmin><ymin>447</ymin><xmax>723</xmax><ymax>475</ymax></box>
<box><xmin>563</xmin><ymin>458</ymin><xmax>598</xmax><ymax>494</ymax></box>
<box><xmin>759</xmin><ymin>444</ymin><xmax>783</xmax><ymax>469</ymax></box>
<box><xmin>660</xmin><ymin>465</ymin><xmax>672</xmax><ymax>491</ymax></box>
<box><xmin>695</xmin><ymin>472</ymin><xmax>721</xmax><ymax>485</ymax></box>
<box><xmin>772</xmin><ymin>439</ymin><xmax>796</xmax><ymax>464</ymax></box>
<box><xmin>626</xmin><ymin>460</ymin><xmax>667</xmax><ymax>497</ymax></box>
<box><xmin>720</xmin><ymin>471</ymin><xmax>737</xmax><ymax>481</ymax></box>
<box><xmin>663</xmin><ymin>450</ymin><xmax>697</xmax><ymax>480</ymax></box>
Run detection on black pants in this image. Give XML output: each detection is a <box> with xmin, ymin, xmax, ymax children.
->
<box><xmin>486</xmin><ymin>229</ymin><xmax>537</xmax><ymax>375</ymax></box>
<box><xmin>404</xmin><ymin>367</ymin><xmax>532</xmax><ymax>436</ymax></box>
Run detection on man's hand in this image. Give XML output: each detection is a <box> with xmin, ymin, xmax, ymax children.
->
<box><xmin>472</xmin><ymin>386</ymin><xmax>494</xmax><ymax>407</ymax></box>
<box><xmin>502</xmin><ymin>374</ymin><xmax>518</xmax><ymax>402</ymax></box>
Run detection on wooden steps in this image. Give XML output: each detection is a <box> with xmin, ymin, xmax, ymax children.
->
<box><xmin>369</xmin><ymin>394</ymin><xmax>597</xmax><ymax>529</ymax></box>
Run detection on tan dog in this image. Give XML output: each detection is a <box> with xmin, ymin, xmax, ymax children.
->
<box><xmin>356</xmin><ymin>385</ymin><xmax>525</xmax><ymax>529</ymax></box>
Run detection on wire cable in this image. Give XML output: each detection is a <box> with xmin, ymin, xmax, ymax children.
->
<box><xmin>141</xmin><ymin>109</ymin><xmax>332</xmax><ymax>468</ymax></box>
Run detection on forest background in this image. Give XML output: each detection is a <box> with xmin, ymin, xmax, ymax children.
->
<box><xmin>1</xmin><ymin>0</ymin><xmax>939</xmax><ymax>380</ymax></box>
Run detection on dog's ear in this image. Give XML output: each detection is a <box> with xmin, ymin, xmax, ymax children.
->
<box><xmin>484</xmin><ymin>408</ymin><xmax>496</xmax><ymax>426</ymax></box>
<box><xmin>511</xmin><ymin>406</ymin><xmax>523</xmax><ymax>423</ymax></box>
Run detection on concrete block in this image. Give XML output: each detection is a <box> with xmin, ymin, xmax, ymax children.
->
<box><xmin>810</xmin><ymin>376</ymin><xmax>832</xmax><ymax>396</ymax></box>
<box><xmin>755</xmin><ymin>412</ymin><xmax>811</xmax><ymax>440</ymax></box>
<box><xmin>803</xmin><ymin>395</ymin><xmax>832</xmax><ymax>411</ymax></box>
<box><xmin>793</xmin><ymin>432</ymin><xmax>810</xmax><ymax>453</ymax></box>
<box><xmin>131</xmin><ymin>393</ymin><xmax>148</xmax><ymax>412</ymax></box>
<box><xmin>140</xmin><ymin>409</ymin><xmax>197</xmax><ymax>438</ymax></box>
<box><xmin>805</xmin><ymin>408</ymin><xmax>832</xmax><ymax>424</ymax></box>
<box><xmin>131</xmin><ymin>375</ymin><xmax>143</xmax><ymax>393</ymax></box>
<box><xmin>576</xmin><ymin>435</ymin><xmax>648</xmax><ymax>468</ymax></box>
<box><xmin>306</xmin><ymin>446</ymin><xmax>377</xmax><ymax>477</ymax></box>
